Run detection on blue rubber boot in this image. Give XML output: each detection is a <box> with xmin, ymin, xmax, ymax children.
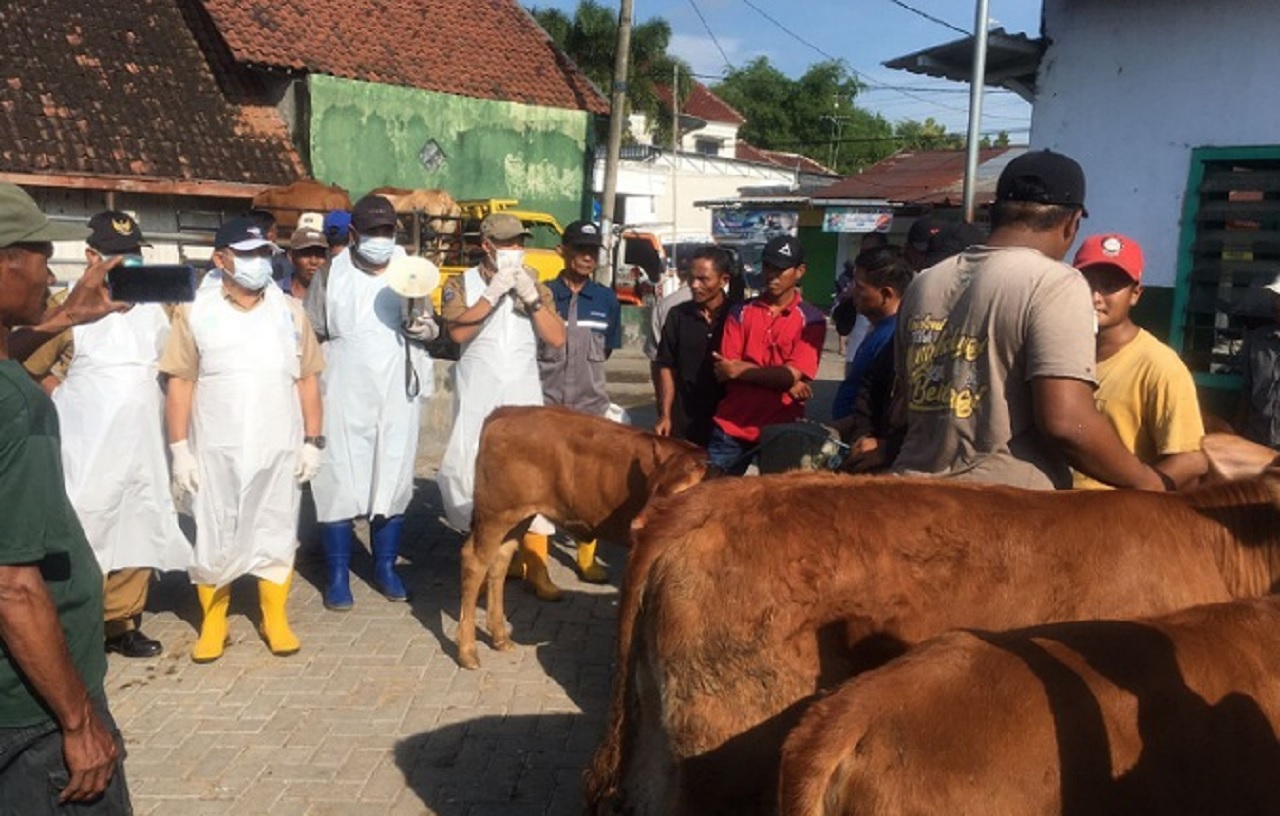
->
<box><xmin>320</xmin><ymin>521</ymin><xmax>354</xmax><ymax>611</ymax></box>
<box><xmin>370</xmin><ymin>515</ymin><xmax>409</xmax><ymax>602</ymax></box>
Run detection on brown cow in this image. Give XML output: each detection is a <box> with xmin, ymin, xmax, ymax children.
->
<box><xmin>780</xmin><ymin>595</ymin><xmax>1280</xmax><ymax>816</ymax></box>
<box><xmin>455</xmin><ymin>405</ymin><xmax>712</xmax><ymax>670</ymax></box>
<box><xmin>251</xmin><ymin>179</ymin><xmax>352</xmax><ymax>232</ymax></box>
<box><xmin>587</xmin><ymin>436</ymin><xmax>1280</xmax><ymax>816</ymax></box>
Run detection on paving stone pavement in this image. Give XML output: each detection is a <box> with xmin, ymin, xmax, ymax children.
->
<box><xmin>104</xmin><ymin>339</ymin><xmax>846</xmax><ymax>815</ymax></box>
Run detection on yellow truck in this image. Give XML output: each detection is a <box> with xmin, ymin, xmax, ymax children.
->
<box><xmin>401</xmin><ymin>198</ymin><xmax>564</xmax><ymax>309</ymax></box>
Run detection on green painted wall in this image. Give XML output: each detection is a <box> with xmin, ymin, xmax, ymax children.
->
<box><xmin>798</xmin><ymin>225</ymin><xmax>839</xmax><ymax>308</ymax></box>
<box><xmin>308</xmin><ymin>75</ymin><xmax>593</xmax><ymax>225</ymax></box>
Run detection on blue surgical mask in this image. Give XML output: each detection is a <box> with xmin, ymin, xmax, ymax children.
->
<box><xmin>357</xmin><ymin>236</ymin><xmax>396</xmax><ymax>266</ymax></box>
<box><xmin>231</xmin><ymin>254</ymin><xmax>274</xmax><ymax>290</ymax></box>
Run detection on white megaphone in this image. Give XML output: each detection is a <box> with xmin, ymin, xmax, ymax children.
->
<box><xmin>384</xmin><ymin>255</ymin><xmax>441</xmax><ymax>327</ymax></box>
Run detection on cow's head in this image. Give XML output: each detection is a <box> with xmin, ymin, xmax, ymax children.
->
<box><xmin>633</xmin><ymin>449</ymin><xmax>720</xmax><ymax>533</ymax></box>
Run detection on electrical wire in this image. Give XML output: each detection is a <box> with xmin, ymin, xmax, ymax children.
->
<box><xmin>686</xmin><ymin>0</ymin><xmax>736</xmax><ymax>72</ymax></box>
<box><xmin>885</xmin><ymin>0</ymin><xmax>969</xmax><ymax>36</ymax></box>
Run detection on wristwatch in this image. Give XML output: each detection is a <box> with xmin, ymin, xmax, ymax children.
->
<box><xmin>304</xmin><ymin>435</ymin><xmax>327</xmax><ymax>449</ymax></box>
<box><xmin>526</xmin><ymin>298</ymin><xmax>543</xmax><ymax>313</ymax></box>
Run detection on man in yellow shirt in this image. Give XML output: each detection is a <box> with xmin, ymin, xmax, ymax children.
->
<box><xmin>1072</xmin><ymin>233</ymin><xmax>1205</xmax><ymax>489</ymax></box>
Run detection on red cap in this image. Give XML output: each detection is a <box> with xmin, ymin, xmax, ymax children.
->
<box><xmin>1073</xmin><ymin>233</ymin><xmax>1144</xmax><ymax>283</ymax></box>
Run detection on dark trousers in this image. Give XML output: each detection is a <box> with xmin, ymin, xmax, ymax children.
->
<box><xmin>0</xmin><ymin>695</ymin><xmax>132</xmax><ymax>815</ymax></box>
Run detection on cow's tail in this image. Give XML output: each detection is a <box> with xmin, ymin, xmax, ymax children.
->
<box><xmin>584</xmin><ymin>530</ymin><xmax>660</xmax><ymax>811</ymax></box>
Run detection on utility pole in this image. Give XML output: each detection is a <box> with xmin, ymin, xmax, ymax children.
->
<box><xmin>671</xmin><ymin>62</ymin><xmax>679</xmax><ymax>275</ymax></box>
<box><xmin>599</xmin><ymin>0</ymin><xmax>633</xmax><ymax>284</ymax></box>
<box><xmin>962</xmin><ymin>0</ymin><xmax>991</xmax><ymax>223</ymax></box>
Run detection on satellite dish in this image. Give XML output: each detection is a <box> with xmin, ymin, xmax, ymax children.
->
<box><xmin>385</xmin><ymin>255</ymin><xmax>441</xmax><ymax>299</ymax></box>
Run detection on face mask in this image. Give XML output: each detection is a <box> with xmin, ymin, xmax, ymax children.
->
<box><xmin>230</xmin><ymin>254</ymin><xmax>274</xmax><ymax>290</ymax></box>
<box><xmin>495</xmin><ymin>248</ymin><xmax>525</xmax><ymax>273</ymax></box>
<box><xmin>357</xmin><ymin>236</ymin><xmax>396</xmax><ymax>266</ymax></box>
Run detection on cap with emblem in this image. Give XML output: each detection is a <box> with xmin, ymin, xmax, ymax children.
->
<box><xmin>214</xmin><ymin>216</ymin><xmax>278</xmax><ymax>252</ymax></box>
<box><xmin>481</xmin><ymin>212</ymin><xmax>532</xmax><ymax>242</ymax></box>
<box><xmin>350</xmin><ymin>195</ymin><xmax>399</xmax><ymax>232</ymax></box>
<box><xmin>1073</xmin><ymin>233</ymin><xmax>1144</xmax><ymax>283</ymax></box>
<box><xmin>562</xmin><ymin>220</ymin><xmax>604</xmax><ymax>248</ymax></box>
<box><xmin>289</xmin><ymin>227</ymin><xmax>328</xmax><ymax>252</ymax></box>
<box><xmin>762</xmin><ymin>235</ymin><xmax>805</xmax><ymax>269</ymax></box>
<box><xmin>907</xmin><ymin>214</ymin><xmax>947</xmax><ymax>252</ymax></box>
<box><xmin>0</xmin><ymin>183</ymin><xmax>88</xmax><ymax>248</ymax></box>
<box><xmin>87</xmin><ymin>210</ymin><xmax>150</xmax><ymax>254</ymax></box>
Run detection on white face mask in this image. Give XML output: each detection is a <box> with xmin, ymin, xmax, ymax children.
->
<box><xmin>357</xmin><ymin>236</ymin><xmax>396</xmax><ymax>266</ymax></box>
<box><xmin>495</xmin><ymin>248</ymin><xmax>525</xmax><ymax>274</ymax></box>
<box><xmin>231</xmin><ymin>253</ymin><xmax>274</xmax><ymax>290</ymax></box>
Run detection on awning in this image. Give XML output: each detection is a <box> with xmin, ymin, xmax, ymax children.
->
<box><xmin>882</xmin><ymin>27</ymin><xmax>1045</xmax><ymax>103</ymax></box>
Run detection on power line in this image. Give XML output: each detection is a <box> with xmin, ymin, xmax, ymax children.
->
<box><xmin>686</xmin><ymin>0</ymin><xmax>735</xmax><ymax>72</ymax></box>
<box><xmin>885</xmin><ymin>0</ymin><xmax>969</xmax><ymax>36</ymax></box>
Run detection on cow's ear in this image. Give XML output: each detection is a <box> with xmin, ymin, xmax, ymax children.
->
<box><xmin>1201</xmin><ymin>433</ymin><xmax>1280</xmax><ymax>481</ymax></box>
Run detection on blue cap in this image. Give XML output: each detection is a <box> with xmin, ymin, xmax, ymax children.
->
<box><xmin>323</xmin><ymin>210</ymin><xmax>352</xmax><ymax>244</ymax></box>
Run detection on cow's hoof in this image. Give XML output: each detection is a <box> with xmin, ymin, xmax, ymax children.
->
<box><xmin>458</xmin><ymin>648</ymin><xmax>480</xmax><ymax>670</ymax></box>
<box><xmin>493</xmin><ymin>638</ymin><xmax>516</xmax><ymax>653</ymax></box>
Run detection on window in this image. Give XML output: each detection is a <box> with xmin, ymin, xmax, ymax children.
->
<box><xmin>694</xmin><ymin>138</ymin><xmax>721</xmax><ymax>157</ymax></box>
<box><xmin>1172</xmin><ymin>147</ymin><xmax>1280</xmax><ymax>388</ymax></box>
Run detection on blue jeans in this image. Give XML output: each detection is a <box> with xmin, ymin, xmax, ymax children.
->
<box><xmin>706</xmin><ymin>425</ymin><xmax>754</xmax><ymax>476</ymax></box>
<box><xmin>0</xmin><ymin>696</ymin><xmax>132</xmax><ymax>814</ymax></box>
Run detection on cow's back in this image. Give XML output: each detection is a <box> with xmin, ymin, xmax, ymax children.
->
<box><xmin>613</xmin><ymin>472</ymin><xmax>1254</xmax><ymax>815</ymax></box>
<box><xmin>781</xmin><ymin>597</ymin><xmax>1280</xmax><ymax>816</ymax></box>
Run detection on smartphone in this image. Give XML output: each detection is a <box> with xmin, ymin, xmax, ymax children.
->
<box><xmin>107</xmin><ymin>264</ymin><xmax>198</xmax><ymax>303</ymax></box>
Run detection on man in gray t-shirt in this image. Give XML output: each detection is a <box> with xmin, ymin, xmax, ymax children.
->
<box><xmin>891</xmin><ymin>150</ymin><xmax>1166</xmax><ymax>491</ymax></box>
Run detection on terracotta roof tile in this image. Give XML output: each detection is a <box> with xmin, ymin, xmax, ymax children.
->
<box><xmin>0</xmin><ymin>0</ymin><xmax>302</xmax><ymax>185</ymax></box>
<box><xmin>735</xmin><ymin>141</ymin><xmax>836</xmax><ymax>176</ymax></box>
<box><xmin>199</xmin><ymin>0</ymin><xmax>609</xmax><ymax>114</ymax></box>
<box><xmin>657</xmin><ymin>81</ymin><xmax>745</xmax><ymax>125</ymax></box>
<box><xmin>812</xmin><ymin>147</ymin><xmax>1020</xmax><ymax>204</ymax></box>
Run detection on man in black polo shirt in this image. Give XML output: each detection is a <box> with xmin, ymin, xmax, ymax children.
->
<box><xmin>653</xmin><ymin>245</ymin><xmax>734</xmax><ymax>445</ymax></box>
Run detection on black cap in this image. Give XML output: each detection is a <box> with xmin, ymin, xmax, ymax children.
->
<box><xmin>214</xmin><ymin>216</ymin><xmax>277</xmax><ymax>251</ymax></box>
<box><xmin>925</xmin><ymin>221</ymin><xmax>987</xmax><ymax>266</ymax></box>
<box><xmin>761</xmin><ymin>235</ymin><xmax>805</xmax><ymax>269</ymax></box>
<box><xmin>907</xmin><ymin>213</ymin><xmax>947</xmax><ymax>252</ymax></box>
<box><xmin>562</xmin><ymin>219</ymin><xmax>604</xmax><ymax>247</ymax></box>
<box><xmin>351</xmin><ymin>195</ymin><xmax>399</xmax><ymax>232</ymax></box>
<box><xmin>996</xmin><ymin>150</ymin><xmax>1087</xmax><ymax>212</ymax></box>
<box><xmin>87</xmin><ymin>210</ymin><xmax>149</xmax><ymax>254</ymax></box>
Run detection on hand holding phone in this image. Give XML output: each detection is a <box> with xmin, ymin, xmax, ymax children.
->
<box><xmin>107</xmin><ymin>264</ymin><xmax>198</xmax><ymax>303</ymax></box>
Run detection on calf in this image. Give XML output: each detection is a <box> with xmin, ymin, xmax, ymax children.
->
<box><xmin>588</xmin><ymin>436</ymin><xmax>1280</xmax><ymax>815</ymax></box>
<box><xmin>780</xmin><ymin>596</ymin><xmax>1280</xmax><ymax>816</ymax></box>
<box><xmin>455</xmin><ymin>405</ymin><xmax>711</xmax><ymax>670</ymax></box>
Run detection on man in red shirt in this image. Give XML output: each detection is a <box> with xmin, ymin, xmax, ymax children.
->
<box><xmin>708</xmin><ymin>235</ymin><xmax>826</xmax><ymax>474</ymax></box>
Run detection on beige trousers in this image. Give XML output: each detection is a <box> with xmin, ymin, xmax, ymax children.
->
<box><xmin>103</xmin><ymin>568</ymin><xmax>152</xmax><ymax>638</ymax></box>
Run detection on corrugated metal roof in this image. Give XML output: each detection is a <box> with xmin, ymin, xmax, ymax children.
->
<box><xmin>809</xmin><ymin>147</ymin><xmax>1026</xmax><ymax>206</ymax></box>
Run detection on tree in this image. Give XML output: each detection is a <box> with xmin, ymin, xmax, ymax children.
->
<box><xmin>528</xmin><ymin>1</ymin><xmax>691</xmax><ymax>144</ymax></box>
<box><xmin>893</xmin><ymin>117</ymin><xmax>964</xmax><ymax>151</ymax></box>
<box><xmin>712</xmin><ymin>57</ymin><xmax>895</xmax><ymax>174</ymax></box>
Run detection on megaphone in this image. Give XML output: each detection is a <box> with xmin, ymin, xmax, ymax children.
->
<box><xmin>385</xmin><ymin>255</ymin><xmax>441</xmax><ymax>325</ymax></box>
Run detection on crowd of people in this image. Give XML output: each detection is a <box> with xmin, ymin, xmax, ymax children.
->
<box><xmin>4</xmin><ymin>148</ymin><xmax>1280</xmax><ymax>808</ymax></box>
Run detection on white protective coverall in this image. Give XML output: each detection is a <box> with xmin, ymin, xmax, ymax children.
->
<box><xmin>53</xmin><ymin>304</ymin><xmax>191</xmax><ymax>572</ymax></box>
<box><xmin>438</xmin><ymin>266</ymin><xmax>544</xmax><ymax>531</ymax></box>
<box><xmin>311</xmin><ymin>248</ymin><xmax>431</xmax><ymax>522</ymax></box>
<box><xmin>186</xmin><ymin>284</ymin><xmax>303</xmax><ymax>587</ymax></box>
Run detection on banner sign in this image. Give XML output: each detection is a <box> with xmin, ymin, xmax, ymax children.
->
<box><xmin>712</xmin><ymin>209</ymin><xmax>798</xmax><ymax>241</ymax></box>
<box><xmin>823</xmin><ymin>208</ymin><xmax>893</xmax><ymax>234</ymax></box>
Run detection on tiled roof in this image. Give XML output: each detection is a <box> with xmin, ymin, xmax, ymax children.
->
<box><xmin>811</xmin><ymin>147</ymin><xmax>1023</xmax><ymax>205</ymax></box>
<box><xmin>735</xmin><ymin>141</ymin><xmax>837</xmax><ymax>176</ymax></box>
<box><xmin>0</xmin><ymin>0</ymin><xmax>303</xmax><ymax>187</ymax></box>
<box><xmin>199</xmin><ymin>0</ymin><xmax>609</xmax><ymax>114</ymax></box>
<box><xmin>657</xmin><ymin>81</ymin><xmax>745</xmax><ymax>125</ymax></box>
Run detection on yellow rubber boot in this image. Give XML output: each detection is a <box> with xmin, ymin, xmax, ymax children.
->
<box><xmin>521</xmin><ymin>533</ymin><xmax>563</xmax><ymax>602</ymax></box>
<box><xmin>576</xmin><ymin>540</ymin><xmax>609</xmax><ymax>584</ymax></box>
<box><xmin>258</xmin><ymin>573</ymin><xmax>301</xmax><ymax>657</ymax></box>
<box><xmin>192</xmin><ymin>584</ymin><xmax>231</xmax><ymax>664</ymax></box>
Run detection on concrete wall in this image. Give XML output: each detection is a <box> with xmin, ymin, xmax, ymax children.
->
<box><xmin>308</xmin><ymin>75</ymin><xmax>594</xmax><ymax>226</ymax></box>
<box><xmin>1034</xmin><ymin>0</ymin><xmax>1280</xmax><ymax>295</ymax></box>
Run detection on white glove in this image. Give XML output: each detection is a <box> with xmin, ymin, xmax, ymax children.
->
<box><xmin>170</xmin><ymin>440</ymin><xmax>199</xmax><ymax>500</ymax></box>
<box><xmin>513</xmin><ymin>268</ymin><xmax>540</xmax><ymax>306</ymax></box>
<box><xmin>482</xmin><ymin>267</ymin><xmax>515</xmax><ymax>306</ymax></box>
<box><xmin>401</xmin><ymin>311</ymin><xmax>440</xmax><ymax>342</ymax></box>
<box><xmin>295</xmin><ymin>441</ymin><xmax>322</xmax><ymax>484</ymax></box>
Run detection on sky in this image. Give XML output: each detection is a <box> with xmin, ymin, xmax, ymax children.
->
<box><xmin>528</xmin><ymin>0</ymin><xmax>1041</xmax><ymax>141</ymax></box>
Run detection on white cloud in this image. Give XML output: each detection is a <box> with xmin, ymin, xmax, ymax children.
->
<box><xmin>667</xmin><ymin>32</ymin><xmax>746</xmax><ymax>80</ymax></box>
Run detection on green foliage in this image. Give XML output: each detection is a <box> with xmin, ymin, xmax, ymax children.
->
<box><xmin>893</xmin><ymin>117</ymin><xmax>964</xmax><ymax>151</ymax></box>
<box><xmin>528</xmin><ymin>1</ymin><xmax>691</xmax><ymax>144</ymax></box>
<box><xmin>713</xmin><ymin>57</ymin><xmax>895</xmax><ymax>174</ymax></box>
